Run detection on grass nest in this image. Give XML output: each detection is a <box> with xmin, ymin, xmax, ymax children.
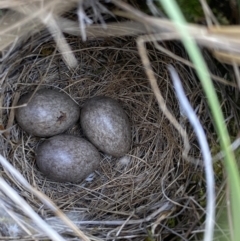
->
<box><xmin>0</xmin><ymin>1</ymin><xmax>238</xmax><ymax>240</ymax></box>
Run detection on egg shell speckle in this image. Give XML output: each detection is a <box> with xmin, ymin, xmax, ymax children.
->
<box><xmin>80</xmin><ymin>96</ymin><xmax>131</xmax><ymax>157</ymax></box>
<box><xmin>36</xmin><ymin>135</ymin><xmax>101</xmax><ymax>183</ymax></box>
<box><xmin>16</xmin><ymin>89</ymin><xmax>80</xmax><ymax>137</ymax></box>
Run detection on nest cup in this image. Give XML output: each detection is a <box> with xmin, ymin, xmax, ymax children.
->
<box><xmin>0</xmin><ymin>2</ymin><xmax>228</xmax><ymax>240</ymax></box>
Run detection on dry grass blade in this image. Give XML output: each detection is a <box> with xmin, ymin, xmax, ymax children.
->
<box><xmin>0</xmin><ymin>0</ymin><xmax>41</xmax><ymax>8</ymax></box>
<box><xmin>0</xmin><ymin>0</ymin><xmax>76</xmax><ymax>51</ymax></box>
<box><xmin>15</xmin><ymin>2</ymin><xmax>78</xmax><ymax>68</ymax></box>
<box><xmin>0</xmin><ymin>154</ymin><xmax>90</xmax><ymax>241</ymax></box>
<box><xmin>41</xmin><ymin>14</ymin><xmax>78</xmax><ymax>68</ymax></box>
<box><xmin>113</xmin><ymin>0</ymin><xmax>240</xmax><ymax>63</ymax></box>
<box><xmin>59</xmin><ymin>19</ymin><xmax>151</xmax><ymax>38</ymax></box>
<box><xmin>199</xmin><ymin>0</ymin><xmax>219</xmax><ymax>26</ymax></box>
<box><xmin>168</xmin><ymin>65</ymin><xmax>215</xmax><ymax>241</ymax></box>
<box><xmin>143</xmin><ymin>31</ymin><xmax>237</xmax><ymax>87</ymax></box>
<box><xmin>0</xmin><ymin>167</ymin><xmax>66</xmax><ymax>241</ymax></box>
<box><xmin>213</xmin><ymin>137</ymin><xmax>240</xmax><ymax>162</ymax></box>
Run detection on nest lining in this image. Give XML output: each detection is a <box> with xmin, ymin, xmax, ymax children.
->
<box><xmin>0</xmin><ymin>29</ymin><xmax>225</xmax><ymax>240</ymax></box>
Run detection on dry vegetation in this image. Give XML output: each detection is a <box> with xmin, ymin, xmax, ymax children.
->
<box><xmin>0</xmin><ymin>0</ymin><xmax>239</xmax><ymax>240</ymax></box>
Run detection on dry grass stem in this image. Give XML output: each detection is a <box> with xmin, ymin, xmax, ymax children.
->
<box><xmin>168</xmin><ymin>65</ymin><xmax>215</xmax><ymax>241</ymax></box>
<box><xmin>0</xmin><ymin>167</ymin><xmax>66</xmax><ymax>241</ymax></box>
<box><xmin>4</xmin><ymin>92</ymin><xmax>20</xmax><ymax>140</ymax></box>
<box><xmin>137</xmin><ymin>34</ymin><xmax>190</xmax><ymax>156</ymax></box>
<box><xmin>0</xmin><ymin>154</ymin><xmax>90</xmax><ymax>241</ymax></box>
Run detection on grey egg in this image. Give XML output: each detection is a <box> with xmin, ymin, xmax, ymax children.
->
<box><xmin>36</xmin><ymin>135</ymin><xmax>101</xmax><ymax>183</ymax></box>
<box><xmin>16</xmin><ymin>89</ymin><xmax>80</xmax><ymax>137</ymax></box>
<box><xmin>80</xmin><ymin>96</ymin><xmax>131</xmax><ymax>157</ymax></box>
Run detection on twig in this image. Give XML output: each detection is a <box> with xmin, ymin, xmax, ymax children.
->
<box><xmin>77</xmin><ymin>1</ymin><xmax>93</xmax><ymax>41</ymax></box>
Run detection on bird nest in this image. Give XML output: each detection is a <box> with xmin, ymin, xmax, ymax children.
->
<box><xmin>0</xmin><ymin>1</ymin><xmax>237</xmax><ymax>241</ymax></box>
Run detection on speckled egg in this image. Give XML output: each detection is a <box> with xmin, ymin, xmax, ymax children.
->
<box><xmin>80</xmin><ymin>96</ymin><xmax>131</xmax><ymax>157</ymax></box>
<box><xmin>16</xmin><ymin>89</ymin><xmax>80</xmax><ymax>137</ymax></box>
<box><xmin>36</xmin><ymin>135</ymin><xmax>101</xmax><ymax>183</ymax></box>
